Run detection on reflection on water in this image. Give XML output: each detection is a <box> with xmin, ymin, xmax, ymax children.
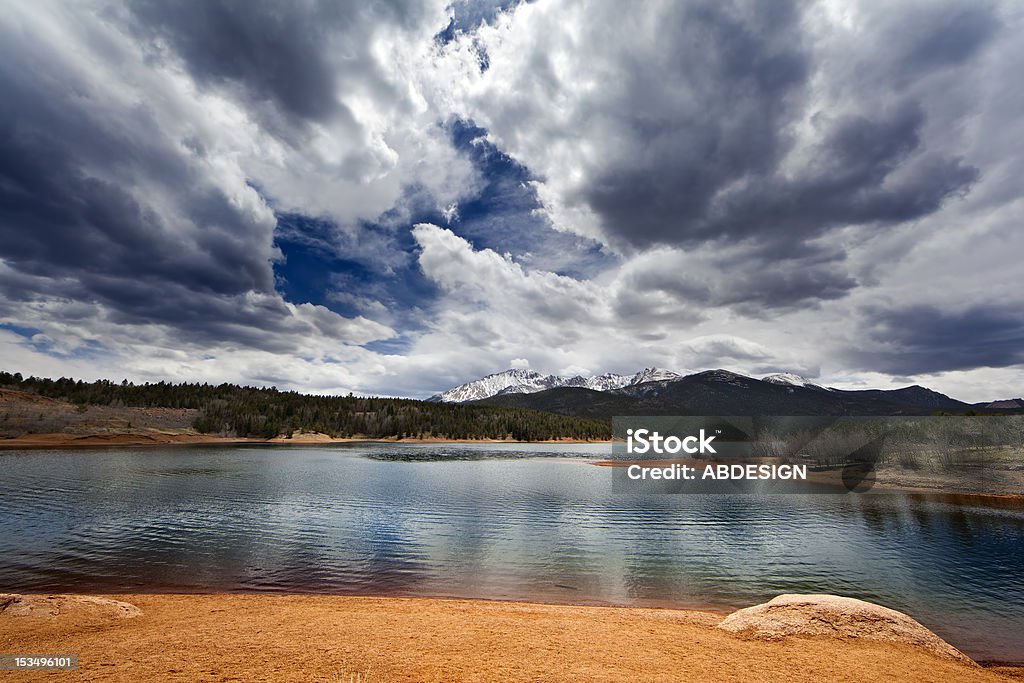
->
<box><xmin>0</xmin><ymin>443</ymin><xmax>1022</xmax><ymax>662</ymax></box>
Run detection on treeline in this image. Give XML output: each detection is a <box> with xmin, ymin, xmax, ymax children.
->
<box><xmin>0</xmin><ymin>371</ymin><xmax>611</xmax><ymax>441</ymax></box>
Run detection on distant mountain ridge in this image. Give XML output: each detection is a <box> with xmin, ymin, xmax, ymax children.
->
<box><xmin>432</xmin><ymin>367</ymin><xmax>829</xmax><ymax>403</ymax></box>
<box><xmin>985</xmin><ymin>398</ymin><xmax>1024</xmax><ymax>410</ymax></box>
<box><xmin>429</xmin><ymin>367</ymin><xmax>682</xmax><ymax>403</ymax></box>
<box><xmin>435</xmin><ymin>367</ymin><xmax>1022</xmax><ymax>418</ymax></box>
<box><xmin>761</xmin><ymin>373</ymin><xmax>830</xmax><ymax>391</ymax></box>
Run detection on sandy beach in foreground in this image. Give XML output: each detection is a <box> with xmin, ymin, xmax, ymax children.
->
<box><xmin>1</xmin><ymin>594</ymin><xmax>1021</xmax><ymax>682</ymax></box>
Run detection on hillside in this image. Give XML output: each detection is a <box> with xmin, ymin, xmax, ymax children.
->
<box><xmin>0</xmin><ymin>372</ymin><xmax>611</xmax><ymax>442</ymax></box>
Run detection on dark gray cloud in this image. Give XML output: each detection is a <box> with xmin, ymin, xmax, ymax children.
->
<box><xmin>582</xmin><ymin>0</ymin><xmax>809</xmax><ymax>247</ymax></box>
<box><xmin>879</xmin><ymin>2</ymin><xmax>1000</xmax><ymax>81</ymax></box>
<box><xmin>852</xmin><ymin>304</ymin><xmax>1024</xmax><ymax>375</ymax></box>
<box><xmin>124</xmin><ymin>0</ymin><xmax>432</xmax><ymax>135</ymax></box>
<box><xmin>463</xmin><ymin>0</ymin><xmax>1002</xmax><ymax>310</ymax></box>
<box><xmin>0</xmin><ymin>36</ymin><xmax>271</xmax><ymax>289</ymax></box>
<box><xmin>693</xmin><ymin>105</ymin><xmax>979</xmax><ymax>242</ymax></box>
<box><xmin>581</xmin><ymin>4</ymin><xmax>983</xmax><ymax>251</ymax></box>
<box><xmin>720</xmin><ymin>260</ymin><xmax>858</xmax><ymax>316</ymax></box>
<box><xmin>129</xmin><ymin>0</ymin><xmax>341</xmax><ymax>122</ymax></box>
<box><xmin>620</xmin><ymin>242</ymin><xmax>857</xmax><ymax>313</ymax></box>
<box><xmin>0</xmin><ymin>116</ymin><xmax>272</xmax><ymax>297</ymax></box>
<box><xmin>0</xmin><ymin>6</ymin><xmax>388</xmax><ymax>356</ymax></box>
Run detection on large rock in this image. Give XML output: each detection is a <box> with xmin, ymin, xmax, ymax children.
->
<box><xmin>717</xmin><ymin>594</ymin><xmax>972</xmax><ymax>664</ymax></box>
<box><xmin>0</xmin><ymin>593</ymin><xmax>141</xmax><ymax>619</ymax></box>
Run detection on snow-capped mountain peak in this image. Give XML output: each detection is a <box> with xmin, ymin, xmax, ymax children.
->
<box><xmin>431</xmin><ymin>367</ymin><xmax>686</xmax><ymax>402</ymax></box>
<box><xmin>430</xmin><ymin>369</ymin><xmax>565</xmax><ymax>403</ymax></box>
<box><xmin>584</xmin><ymin>372</ymin><xmax>634</xmax><ymax>391</ymax></box>
<box><xmin>761</xmin><ymin>373</ymin><xmax>831</xmax><ymax>391</ymax></box>
<box><xmin>628</xmin><ymin>367</ymin><xmax>683</xmax><ymax>385</ymax></box>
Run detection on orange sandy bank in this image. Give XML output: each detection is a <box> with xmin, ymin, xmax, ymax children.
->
<box><xmin>1</xmin><ymin>594</ymin><xmax>1021</xmax><ymax>682</ymax></box>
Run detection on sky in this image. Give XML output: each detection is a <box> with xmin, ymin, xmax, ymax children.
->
<box><xmin>0</xmin><ymin>0</ymin><xmax>1022</xmax><ymax>402</ymax></box>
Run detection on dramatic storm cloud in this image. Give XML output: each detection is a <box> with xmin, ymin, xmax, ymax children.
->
<box><xmin>1</xmin><ymin>0</ymin><xmax>1022</xmax><ymax>401</ymax></box>
<box><xmin>853</xmin><ymin>304</ymin><xmax>1024</xmax><ymax>375</ymax></box>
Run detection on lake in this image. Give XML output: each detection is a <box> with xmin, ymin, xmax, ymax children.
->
<box><xmin>0</xmin><ymin>442</ymin><xmax>1021</xmax><ymax>662</ymax></box>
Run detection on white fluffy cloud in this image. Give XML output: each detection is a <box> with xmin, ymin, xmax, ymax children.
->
<box><xmin>402</xmin><ymin>224</ymin><xmax>817</xmax><ymax>389</ymax></box>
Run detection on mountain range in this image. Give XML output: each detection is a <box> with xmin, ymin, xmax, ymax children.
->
<box><xmin>428</xmin><ymin>368</ymin><xmax>682</xmax><ymax>402</ymax></box>
<box><xmin>431</xmin><ymin>368</ymin><xmax>1023</xmax><ymax>418</ymax></box>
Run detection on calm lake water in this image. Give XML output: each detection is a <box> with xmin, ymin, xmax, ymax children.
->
<box><xmin>1</xmin><ymin>443</ymin><xmax>1022</xmax><ymax>662</ymax></box>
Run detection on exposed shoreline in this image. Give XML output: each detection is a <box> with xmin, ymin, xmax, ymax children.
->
<box><xmin>2</xmin><ymin>593</ymin><xmax>1020</xmax><ymax>682</ymax></box>
<box><xmin>0</xmin><ymin>430</ymin><xmax>612</xmax><ymax>450</ymax></box>
<box><xmin>592</xmin><ymin>458</ymin><xmax>1024</xmax><ymax>501</ymax></box>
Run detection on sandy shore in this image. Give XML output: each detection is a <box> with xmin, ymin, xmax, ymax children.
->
<box><xmin>1</xmin><ymin>594</ymin><xmax>1020</xmax><ymax>682</ymax></box>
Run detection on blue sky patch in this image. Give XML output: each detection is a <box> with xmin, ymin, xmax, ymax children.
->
<box><xmin>271</xmin><ymin>119</ymin><xmax>613</xmax><ymax>342</ymax></box>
